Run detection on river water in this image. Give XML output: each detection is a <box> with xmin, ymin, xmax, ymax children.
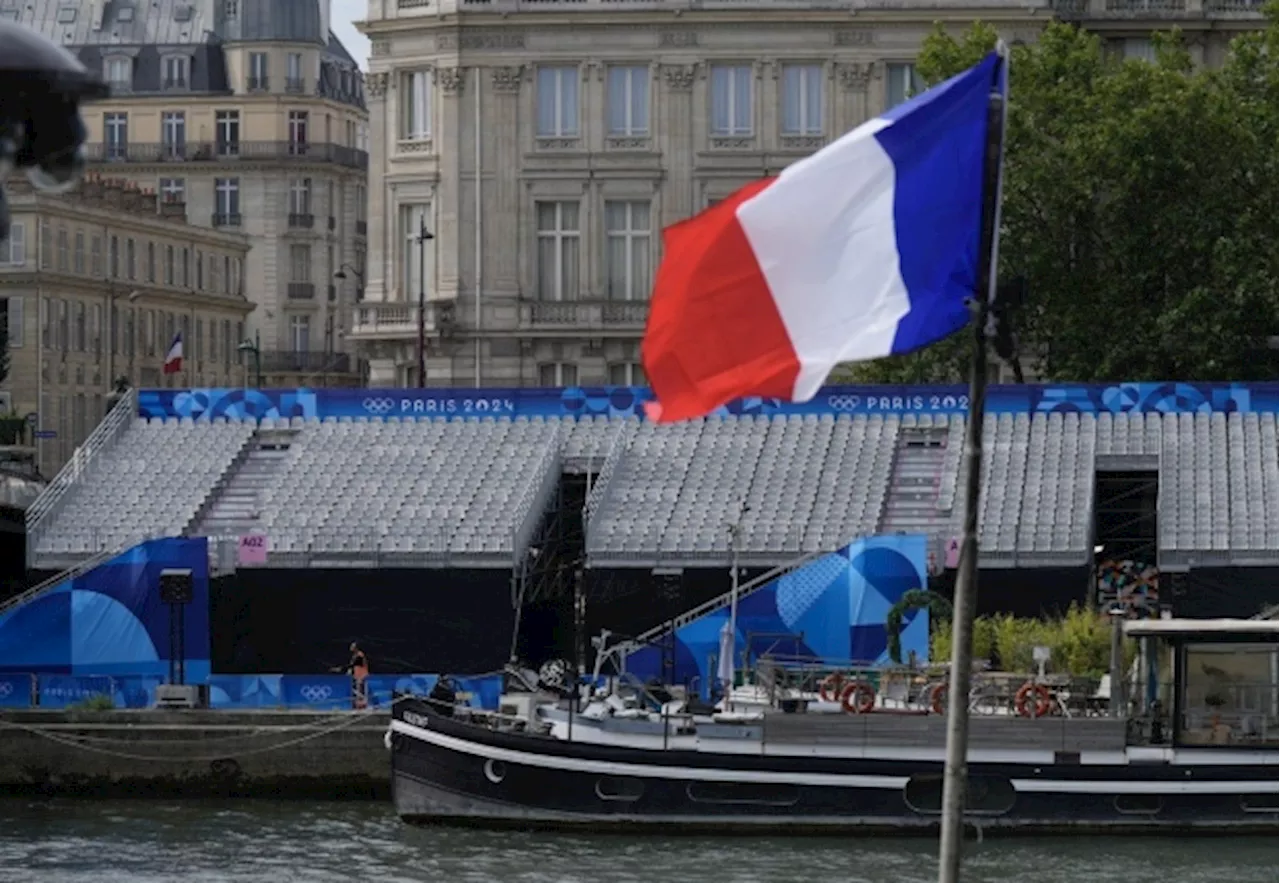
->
<box><xmin>0</xmin><ymin>799</ymin><xmax>1274</xmax><ymax>883</ymax></box>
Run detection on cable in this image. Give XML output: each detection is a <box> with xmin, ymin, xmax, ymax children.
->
<box><xmin>0</xmin><ymin>698</ymin><xmax>402</xmax><ymax>763</ymax></box>
<box><xmin>4</xmin><ymin>709</ymin><xmax>372</xmax><ymax>746</ymax></box>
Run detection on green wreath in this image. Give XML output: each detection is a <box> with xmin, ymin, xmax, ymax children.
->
<box><xmin>886</xmin><ymin>588</ymin><xmax>953</xmax><ymax>664</ymax></box>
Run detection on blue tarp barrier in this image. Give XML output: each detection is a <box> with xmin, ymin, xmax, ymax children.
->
<box><xmin>365</xmin><ymin>674</ymin><xmax>438</xmax><ymax>708</ymax></box>
<box><xmin>0</xmin><ymin>673</ymin><xmax>33</xmax><ymax>708</ymax></box>
<box><xmin>453</xmin><ymin>674</ymin><xmax>503</xmax><ymax>711</ymax></box>
<box><xmin>279</xmin><ymin>674</ymin><xmax>356</xmax><ymax>710</ymax></box>
<box><xmin>207</xmin><ymin>674</ymin><xmax>283</xmax><ymax>709</ymax></box>
<box><xmin>36</xmin><ymin>674</ymin><xmax>114</xmax><ymax>709</ymax></box>
<box><xmin>112</xmin><ymin>676</ymin><xmax>166</xmax><ymax>709</ymax></box>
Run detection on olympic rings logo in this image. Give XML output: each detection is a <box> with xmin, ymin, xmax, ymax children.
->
<box><xmin>363</xmin><ymin>397</ymin><xmax>396</xmax><ymax>415</ymax></box>
<box><xmin>300</xmin><ymin>685</ymin><xmax>333</xmax><ymax>702</ymax></box>
<box><xmin>826</xmin><ymin>395</ymin><xmax>862</xmax><ymax>411</ymax></box>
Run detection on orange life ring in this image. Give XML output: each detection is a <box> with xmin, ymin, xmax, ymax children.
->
<box><xmin>929</xmin><ymin>682</ymin><xmax>948</xmax><ymax>715</ymax></box>
<box><xmin>840</xmin><ymin>681</ymin><xmax>877</xmax><ymax>714</ymax></box>
<box><xmin>1015</xmin><ymin>682</ymin><xmax>1052</xmax><ymax>719</ymax></box>
<box><xmin>818</xmin><ymin>674</ymin><xmax>845</xmax><ymax>703</ymax></box>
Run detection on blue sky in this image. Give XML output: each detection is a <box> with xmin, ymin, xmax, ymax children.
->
<box><xmin>332</xmin><ymin>0</ymin><xmax>370</xmax><ymax>70</ymax></box>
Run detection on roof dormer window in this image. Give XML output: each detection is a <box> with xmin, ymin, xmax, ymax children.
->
<box><xmin>163</xmin><ymin>55</ymin><xmax>189</xmax><ymax>90</ymax></box>
<box><xmin>105</xmin><ymin>56</ymin><xmax>132</xmax><ymax>91</ymax></box>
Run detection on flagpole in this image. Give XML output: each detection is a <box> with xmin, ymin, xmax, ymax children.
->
<box><xmin>937</xmin><ymin>44</ymin><xmax>1009</xmax><ymax>883</ymax></box>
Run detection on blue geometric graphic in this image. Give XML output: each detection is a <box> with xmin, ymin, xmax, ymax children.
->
<box><xmin>0</xmin><ymin>538</ymin><xmax>211</xmax><ymax>681</ymax></box>
<box><xmin>626</xmin><ymin>535</ymin><xmax>931</xmax><ymax>692</ymax></box>
<box><xmin>136</xmin><ymin>381</ymin><xmax>1277</xmax><ymax>424</ymax></box>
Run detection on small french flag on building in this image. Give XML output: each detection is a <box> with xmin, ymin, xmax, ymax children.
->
<box><xmin>163</xmin><ymin>332</ymin><xmax>184</xmax><ymax>375</ymax></box>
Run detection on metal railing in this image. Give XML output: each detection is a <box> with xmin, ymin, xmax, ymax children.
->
<box><xmin>511</xmin><ymin>424</ymin><xmax>565</xmax><ymax>566</ymax></box>
<box><xmin>582</xmin><ymin>419</ymin><xmax>634</xmax><ymax>531</ymax></box>
<box><xmin>85</xmin><ymin>140</ymin><xmax>369</xmax><ymax>171</ymax></box>
<box><xmin>25</xmin><ymin>389</ymin><xmax>137</xmax><ymax>557</ymax></box>
<box><xmin>0</xmin><ymin>544</ymin><xmax>124</xmax><ymax>616</ymax></box>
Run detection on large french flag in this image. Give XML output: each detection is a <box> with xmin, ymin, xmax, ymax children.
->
<box><xmin>642</xmin><ymin>52</ymin><xmax>1006</xmax><ymax>423</ymax></box>
<box><xmin>163</xmin><ymin>332</ymin><xmax>183</xmax><ymax>374</ymax></box>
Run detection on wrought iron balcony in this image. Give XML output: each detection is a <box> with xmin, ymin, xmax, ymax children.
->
<box><xmin>288</xmin><ymin>213</ymin><xmax>315</xmax><ymax>229</ymax></box>
<box><xmin>1052</xmin><ymin>0</ymin><xmax>1263</xmax><ymax>15</ymax></box>
<box><xmin>85</xmin><ymin>140</ymin><xmax>369</xmax><ymax>171</ymax></box>
<box><xmin>212</xmin><ymin>212</ymin><xmax>242</xmax><ymax>227</ymax></box>
<box><xmin>285</xmin><ymin>77</ymin><xmax>306</xmax><ymax>94</ymax></box>
<box><xmin>519</xmin><ymin>299</ymin><xmax>648</xmax><ymax>328</ymax></box>
<box><xmin>287</xmin><ymin>282</ymin><xmax>316</xmax><ymax>300</ymax></box>
<box><xmin>259</xmin><ymin>349</ymin><xmax>353</xmax><ymax>374</ymax></box>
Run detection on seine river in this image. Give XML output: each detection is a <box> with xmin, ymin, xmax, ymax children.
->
<box><xmin>0</xmin><ymin>799</ymin><xmax>1275</xmax><ymax>883</ymax></box>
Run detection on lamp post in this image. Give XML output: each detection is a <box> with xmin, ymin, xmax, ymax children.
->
<box><xmin>238</xmin><ymin>331</ymin><xmax>262</xmax><ymax>389</ymax></box>
<box><xmin>415</xmin><ymin>219</ymin><xmax>434</xmax><ymax>389</ymax></box>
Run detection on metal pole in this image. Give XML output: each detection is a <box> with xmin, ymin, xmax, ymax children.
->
<box><xmin>417</xmin><ymin>217</ymin><xmax>428</xmax><ymax>389</ymax></box>
<box><xmin>254</xmin><ymin>330</ymin><xmax>262</xmax><ymax>389</ymax></box>
<box><xmin>473</xmin><ymin>66</ymin><xmax>483</xmax><ymax>389</ymax></box>
<box><xmin>1109</xmin><ymin>610</ymin><xmax>1125</xmax><ymax>717</ymax></box>
<box><xmin>937</xmin><ymin>53</ymin><xmax>1008</xmax><ymax>883</ymax></box>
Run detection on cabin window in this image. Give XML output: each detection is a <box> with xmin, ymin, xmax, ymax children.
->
<box><xmin>595</xmin><ymin>776</ymin><xmax>645</xmax><ymax>802</ymax></box>
<box><xmin>1114</xmin><ymin>794</ymin><xmax>1163</xmax><ymax>815</ymax></box>
<box><xmin>904</xmin><ymin>774</ymin><xmax>1015</xmax><ymax>816</ymax></box>
<box><xmin>685</xmin><ymin>782</ymin><xmax>799</xmax><ymax>806</ymax></box>
<box><xmin>1179</xmin><ymin>643</ymin><xmax>1279</xmax><ymax>747</ymax></box>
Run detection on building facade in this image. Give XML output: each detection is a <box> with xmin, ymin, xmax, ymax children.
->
<box><xmin>0</xmin><ymin>177</ymin><xmax>254</xmax><ymax>475</ymax></box>
<box><xmin>11</xmin><ymin>0</ymin><xmax>370</xmax><ymax>387</ymax></box>
<box><xmin>355</xmin><ymin>0</ymin><xmax>1261</xmax><ymax>388</ymax></box>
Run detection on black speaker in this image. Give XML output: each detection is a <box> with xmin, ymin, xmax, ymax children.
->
<box><xmin>159</xmin><ymin>568</ymin><xmax>194</xmax><ymax>604</ymax></box>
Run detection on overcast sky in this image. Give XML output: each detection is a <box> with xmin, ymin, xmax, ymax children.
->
<box><xmin>331</xmin><ymin>0</ymin><xmax>371</xmax><ymax>70</ymax></box>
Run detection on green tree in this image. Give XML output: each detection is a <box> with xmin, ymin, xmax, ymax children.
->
<box><xmin>839</xmin><ymin>15</ymin><xmax>1278</xmax><ymax>384</ymax></box>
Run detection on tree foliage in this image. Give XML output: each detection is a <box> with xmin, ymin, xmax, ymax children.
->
<box><xmin>841</xmin><ymin>14</ymin><xmax>1279</xmax><ymax>384</ymax></box>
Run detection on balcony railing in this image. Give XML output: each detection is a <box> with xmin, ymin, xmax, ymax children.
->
<box><xmin>287</xmin><ymin>282</ymin><xmax>316</xmax><ymax>299</ymax></box>
<box><xmin>350</xmin><ymin>302</ymin><xmax>438</xmax><ymax>337</ymax></box>
<box><xmin>212</xmin><ymin>212</ymin><xmax>242</xmax><ymax>227</ymax></box>
<box><xmin>285</xmin><ymin>77</ymin><xmax>306</xmax><ymax>94</ymax></box>
<box><xmin>519</xmin><ymin>299</ymin><xmax>648</xmax><ymax>328</ymax></box>
<box><xmin>452</xmin><ymin>0</ymin><xmax>1045</xmax><ymax>8</ymax></box>
<box><xmin>288</xmin><ymin>213</ymin><xmax>315</xmax><ymax>229</ymax></box>
<box><xmin>259</xmin><ymin>349</ymin><xmax>353</xmax><ymax>374</ymax></box>
<box><xmin>1053</xmin><ymin>0</ymin><xmax>1262</xmax><ymax>14</ymax></box>
<box><xmin>85</xmin><ymin>140</ymin><xmax>369</xmax><ymax>170</ymax></box>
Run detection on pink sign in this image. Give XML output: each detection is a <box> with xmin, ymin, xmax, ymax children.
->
<box><xmin>238</xmin><ymin>534</ymin><xmax>269</xmax><ymax>565</ymax></box>
<box><xmin>944</xmin><ymin>537</ymin><xmax>962</xmax><ymax>569</ymax></box>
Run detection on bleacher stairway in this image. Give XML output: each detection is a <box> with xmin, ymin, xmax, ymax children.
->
<box><xmin>878</xmin><ymin>425</ymin><xmax>952</xmax><ymax>538</ymax></box>
<box><xmin>186</xmin><ymin>429</ymin><xmax>293</xmax><ymax>540</ymax></box>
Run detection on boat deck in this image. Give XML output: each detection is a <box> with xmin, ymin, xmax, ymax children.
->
<box><xmin>755</xmin><ymin>712</ymin><xmax>1128</xmax><ymax>752</ymax></box>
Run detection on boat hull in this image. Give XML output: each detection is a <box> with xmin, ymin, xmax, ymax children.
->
<box><xmin>390</xmin><ymin>701</ymin><xmax>1279</xmax><ymax>835</ymax></box>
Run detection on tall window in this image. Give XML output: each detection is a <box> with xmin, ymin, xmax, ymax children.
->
<box><xmin>0</xmin><ymin>222</ymin><xmax>24</xmax><ymax>265</ymax></box>
<box><xmin>90</xmin><ymin>235</ymin><xmax>103</xmax><ymax>276</ymax></box>
<box><xmin>289</xmin><ymin>178</ymin><xmax>312</xmax><ymax>215</ymax></box>
<box><xmin>536</xmin><ymin>66</ymin><xmax>579</xmax><ymax>138</ymax></box>
<box><xmin>1122</xmin><ymin>38</ymin><xmax>1156</xmax><ymax>62</ymax></box>
<box><xmin>885</xmin><ymin>63</ymin><xmax>924</xmax><ymax>109</ymax></box>
<box><xmin>289</xmin><ymin>244</ymin><xmax>311</xmax><ymax>282</ymax></box>
<box><xmin>109</xmin><ymin>235</ymin><xmax>120</xmax><ymax>278</ymax></box>
<box><xmin>181</xmin><ymin>247</ymin><xmax>190</xmax><ymax>287</ymax></box>
<box><xmin>126</xmin><ymin>238</ymin><xmax>136</xmax><ymax>280</ymax></box>
<box><xmin>74</xmin><ymin>302</ymin><xmax>85</xmax><ymax>351</ymax></box>
<box><xmin>215</xmin><ymin>110</ymin><xmax>240</xmax><ymax>155</ymax></box>
<box><xmin>159</xmin><ymin>177</ymin><xmax>185</xmax><ymax>204</ymax></box>
<box><xmin>606</xmin><ymin>65</ymin><xmax>649</xmax><ymax>137</ymax></box>
<box><xmin>164</xmin><ymin>244</ymin><xmax>175</xmax><ymax>285</ymax></box>
<box><xmin>399</xmin><ymin>204</ymin><xmax>431</xmax><ymax>297</ymax></box>
<box><xmin>73</xmin><ymin>231</ymin><xmax>85</xmax><ymax>273</ymax></box>
<box><xmin>161</xmin><ymin>111</ymin><xmax>186</xmax><ymax>158</ymax></box>
<box><xmin>286</xmin><ymin>52</ymin><xmax>304</xmax><ymax>91</ymax></box>
<box><xmin>40</xmin><ymin>222</ymin><xmax>52</xmax><ymax>270</ymax></box>
<box><xmin>535</xmin><ymin>201</ymin><xmax>580</xmax><ymax>301</ymax></box>
<box><xmin>105</xmin><ymin>57</ymin><xmax>131</xmax><ymax>91</ymax></box>
<box><xmin>401</xmin><ymin>70</ymin><xmax>431</xmax><ymax>140</ymax></box>
<box><xmin>289</xmin><ymin>315</ymin><xmax>311</xmax><ymax>352</ymax></box>
<box><xmin>214</xmin><ymin>178</ymin><xmax>240</xmax><ymax>222</ymax></box>
<box><xmin>710</xmin><ymin>64</ymin><xmax>753</xmax><ymax>136</ymax></box>
<box><xmin>162</xmin><ymin>56</ymin><xmax>188</xmax><ymax>89</ymax></box>
<box><xmin>355</xmin><ymin>184</ymin><xmax>367</xmax><ymax>224</ymax></box>
<box><xmin>248</xmin><ymin>52</ymin><xmax>268</xmax><ymax>89</ymax></box>
<box><xmin>604</xmin><ymin>201</ymin><xmax>651</xmax><ymax>301</ymax></box>
<box><xmin>538</xmin><ymin>363</ymin><xmax>578</xmax><ymax>387</ymax></box>
<box><xmin>104</xmin><ymin>113</ymin><xmax>128</xmax><ymax>160</ymax></box>
<box><xmin>781</xmin><ymin>63</ymin><xmax>824</xmax><ymax>136</ymax></box>
<box><xmin>195</xmin><ymin>250</ymin><xmax>204</xmax><ymax>290</ymax></box>
<box><xmin>56</xmin><ymin>227</ymin><xmax>68</xmax><ymax>271</ymax></box>
<box><xmin>288</xmin><ymin>111</ymin><xmax>308</xmax><ymax>152</ymax></box>
<box><xmin>608</xmin><ymin>362</ymin><xmax>645</xmax><ymax>386</ymax></box>
<box><xmin>146</xmin><ymin>242</ymin><xmax>155</xmax><ymax>282</ymax></box>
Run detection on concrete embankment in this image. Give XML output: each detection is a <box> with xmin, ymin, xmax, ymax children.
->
<box><xmin>0</xmin><ymin>709</ymin><xmax>390</xmax><ymax>798</ymax></box>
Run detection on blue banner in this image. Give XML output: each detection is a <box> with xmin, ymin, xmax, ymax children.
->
<box><xmin>112</xmin><ymin>676</ymin><xmax>165</xmax><ymax>709</ymax></box>
<box><xmin>36</xmin><ymin>675</ymin><xmax>115</xmax><ymax>709</ymax></box>
<box><xmin>137</xmin><ymin>382</ymin><xmax>1278</xmax><ymax>425</ymax></box>
<box><xmin>279</xmin><ymin>674</ymin><xmax>358</xmax><ymax>710</ymax></box>
<box><xmin>207</xmin><ymin>674</ymin><xmax>283</xmax><ymax>709</ymax></box>
<box><xmin>365</xmin><ymin>674</ymin><xmax>438</xmax><ymax>709</ymax></box>
<box><xmin>0</xmin><ymin>673</ymin><xmax>33</xmax><ymax>708</ymax></box>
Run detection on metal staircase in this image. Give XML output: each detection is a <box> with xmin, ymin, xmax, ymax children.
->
<box><xmin>878</xmin><ymin>427</ymin><xmax>952</xmax><ymax>537</ymax></box>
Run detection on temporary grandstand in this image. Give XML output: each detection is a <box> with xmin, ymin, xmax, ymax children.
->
<box><xmin>15</xmin><ymin>383</ymin><xmax>1278</xmax><ymax>670</ymax></box>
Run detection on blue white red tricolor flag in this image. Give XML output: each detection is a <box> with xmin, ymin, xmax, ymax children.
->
<box><xmin>163</xmin><ymin>332</ymin><xmax>183</xmax><ymax>375</ymax></box>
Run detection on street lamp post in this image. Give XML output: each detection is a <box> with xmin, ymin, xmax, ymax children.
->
<box><xmin>415</xmin><ymin>219</ymin><xmax>434</xmax><ymax>389</ymax></box>
<box><xmin>238</xmin><ymin>331</ymin><xmax>262</xmax><ymax>389</ymax></box>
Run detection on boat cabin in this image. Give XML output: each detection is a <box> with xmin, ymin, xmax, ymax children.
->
<box><xmin>1124</xmin><ymin>618</ymin><xmax>1279</xmax><ymax>749</ymax></box>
